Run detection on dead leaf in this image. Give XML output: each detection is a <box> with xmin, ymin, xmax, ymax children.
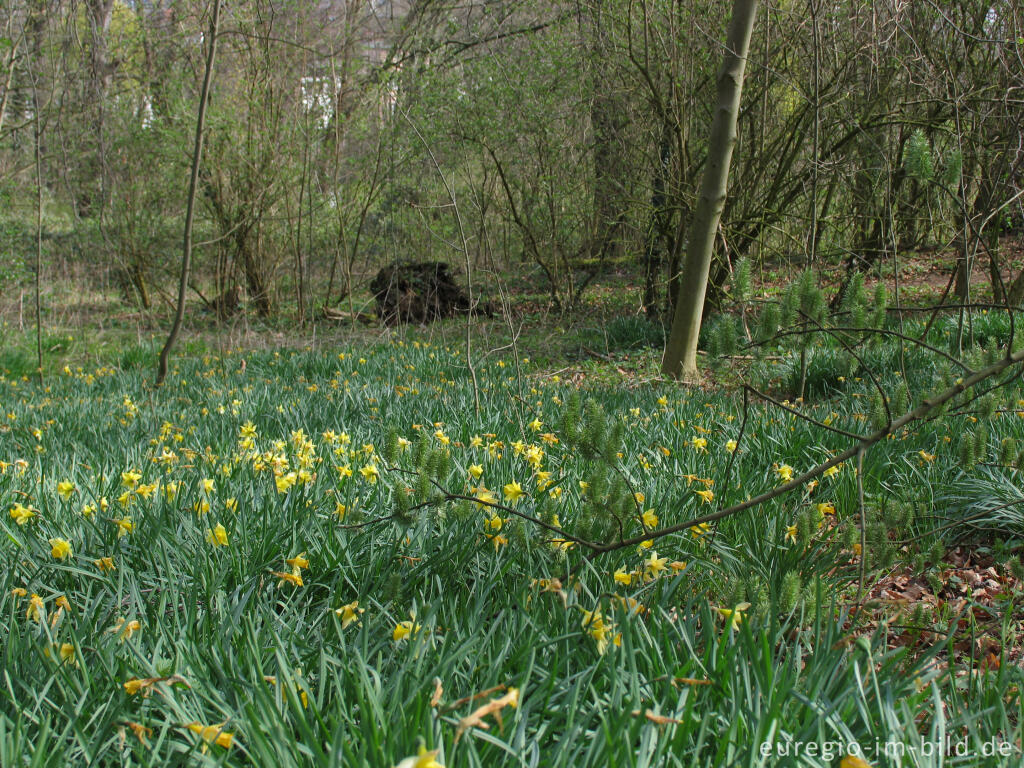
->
<box><xmin>643</xmin><ymin>709</ymin><xmax>684</xmax><ymax>725</ymax></box>
<box><xmin>454</xmin><ymin>687</ymin><xmax>519</xmax><ymax>743</ymax></box>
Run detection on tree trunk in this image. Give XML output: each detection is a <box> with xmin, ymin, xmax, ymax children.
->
<box><xmin>643</xmin><ymin>123</ymin><xmax>673</xmax><ymax>321</ymax></box>
<box><xmin>662</xmin><ymin>0</ymin><xmax>759</xmax><ymax>380</ymax></box>
<box><xmin>156</xmin><ymin>0</ymin><xmax>220</xmax><ymax>387</ymax></box>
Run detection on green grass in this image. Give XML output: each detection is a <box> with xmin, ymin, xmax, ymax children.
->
<box><xmin>1</xmin><ymin>337</ymin><xmax>1022</xmax><ymax>766</ymax></box>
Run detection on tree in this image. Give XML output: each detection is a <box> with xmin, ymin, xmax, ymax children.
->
<box><xmin>156</xmin><ymin>0</ymin><xmax>220</xmax><ymax>387</ymax></box>
<box><xmin>662</xmin><ymin>0</ymin><xmax>758</xmax><ymax>381</ymax></box>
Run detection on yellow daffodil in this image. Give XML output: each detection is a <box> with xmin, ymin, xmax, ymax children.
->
<box><xmin>503</xmin><ymin>481</ymin><xmax>525</xmax><ymax>503</ymax></box>
<box><xmin>641</xmin><ymin>509</ymin><xmax>658</xmax><ymax>528</ymax></box>
<box><xmin>644</xmin><ymin>551</ymin><xmax>668</xmax><ymax>579</ymax></box>
<box><xmin>58</xmin><ymin>642</ymin><xmax>75</xmax><ymax>665</ymax></box>
<box><xmin>94</xmin><ymin>556</ymin><xmax>115</xmax><ymax>571</ymax></box>
<box><xmin>468</xmin><ymin>464</ymin><xmax>484</xmax><ymax>480</ymax></box>
<box><xmin>109</xmin><ymin>617</ymin><xmax>141</xmax><ymax>642</ymax></box>
<box><xmin>823</xmin><ymin>463</ymin><xmax>842</xmax><ymax>478</ymax></box>
<box><xmin>206</xmin><ymin>524</ymin><xmax>229</xmax><ymax>547</ymax></box>
<box><xmin>272</xmin><ymin>570</ymin><xmax>303</xmax><ymax>587</ymax></box>
<box><xmin>580</xmin><ymin>608</ymin><xmax>621</xmax><ymax>655</ymax></box>
<box><xmin>775</xmin><ymin>464</ymin><xmax>794</xmax><ymax>482</ymax></box>
<box><xmin>715</xmin><ymin>602</ymin><xmax>750</xmax><ymax>630</ymax></box>
<box><xmin>335</xmin><ymin>600</ymin><xmax>364</xmax><ymax>628</ymax></box>
<box><xmin>725</xmin><ymin>439</ymin><xmax>738</xmax><ymax>453</ymax></box>
<box><xmin>394</xmin><ymin>745</ymin><xmax>445</xmax><ymax>768</ymax></box>
<box><xmin>185</xmin><ymin>722</ymin><xmax>234</xmax><ymax>749</ymax></box>
<box><xmin>9</xmin><ymin>503</ymin><xmax>35</xmax><ymax>525</ymax></box>
<box><xmin>613</xmin><ymin>568</ymin><xmax>632</xmax><ymax>586</ymax></box>
<box><xmin>360</xmin><ymin>464</ymin><xmax>380</xmax><ymax>483</ymax></box>
<box><xmin>690</xmin><ymin>522</ymin><xmax>711</xmax><ymax>539</ymax></box>
<box><xmin>49</xmin><ymin>537</ymin><xmax>72</xmax><ymax>560</ymax></box>
<box><xmin>839</xmin><ymin>755</ymin><xmax>873</xmax><ymax>768</ymax></box>
<box><xmin>695</xmin><ymin>489</ymin><xmax>714</xmax><ymax>504</ymax></box>
<box><xmin>785</xmin><ymin>524</ymin><xmax>798</xmax><ymax>543</ymax></box>
<box><xmin>27</xmin><ymin>594</ymin><xmax>44</xmax><ymax>622</ymax></box>
<box><xmin>56</xmin><ymin>481</ymin><xmax>75</xmax><ymax>500</ymax></box>
<box><xmin>286</xmin><ymin>553</ymin><xmax>309</xmax><ymax>571</ymax></box>
<box><xmin>473</xmin><ymin>485</ymin><xmax>497</xmax><ymax>507</ymax></box>
<box><xmin>393</xmin><ymin>618</ymin><xmax>421</xmax><ymax>642</ymax></box>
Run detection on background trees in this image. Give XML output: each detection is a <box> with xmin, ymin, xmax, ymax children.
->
<box><xmin>0</xmin><ymin>0</ymin><xmax>1021</xmax><ymax>343</ymax></box>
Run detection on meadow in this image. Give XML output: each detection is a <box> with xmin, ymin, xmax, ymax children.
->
<box><xmin>2</xmin><ymin>328</ymin><xmax>1023</xmax><ymax>767</ymax></box>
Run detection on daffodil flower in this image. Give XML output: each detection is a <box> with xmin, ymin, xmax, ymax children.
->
<box><xmin>644</xmin><ymin>551</ymin><xmax>668</xmax><ymax>580</ymax></box>
<box><xmin>49</xmin><ymin>538</ymin><xmax>72</xmax><ymax>560</ymax></box>
<box><xmin>335</xmin><ymin>600</ymin><xmax>364</xmax><ymax>628</ymax></box>
<box><xmin>393</xmin><ymin>617</ymin><xmax>421</xmax><ymax>642</ymax></box>
<box><xmin>109</xmin><ymin>617</ymin><xmax>141</xmax><ymax>642</ymax></box>
<box><xmin>273</xmin><ymin>570</ymin><xmax>303</xmax><ymax>587</ymax></box>
<box><xmin>715</xmin><ymin>602</ymin><xmax>750</xmax><ymax>630</ymax></box>
<box><xmin>695</xmin><ymin>489</ymin><xmax>714</xmax><ymax>504</ymax></box>
<box><xmin>185</xmin><ymin>722</ymin><xmax>234</xmax><ymax>749</ymax></box>
<box><xmin>286</xmin><ymin>553</ymin><xmax>309</xmax><ymax>571</ymax></box>
<box><xmin>9</xmin><ymin>503</ymin><xmax>36</xmax><ymax>525</ymax></box>
<box><xmin>394</xmin><ymin>745</ymin><xmax>445</xmax><ymax>768</ymax></box>
<box><xmin>27</xmin><ymin>594</ymin><xmax>44</xmax><ymax>622</ymax></box>
<box><xmin>206</xmin><ymin>524</ymin><xmax>229</xmax><ymax>547</ymax></box>
<box><xmin>690</xmin><ymin>522</ymin><xmax>711</xmax><ymax>539</ymax></box>
<box><xmin>503</xmin><ymin>481</ymin><xmax>525</xmax><ymax>503</ymax></box>
<box><xmin>473</xmin><ymin>485</ymin><xmax>497</xmax><ymax>506</ymax></box>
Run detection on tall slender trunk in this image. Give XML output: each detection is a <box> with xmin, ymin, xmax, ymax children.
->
<box><xmin>156</xmin><ymin>0</ymin><xmax>221</xmax><ymax>387</ymax></box>
<box><xmin>662</xmin><ymin>0</ymin><xmax>759</xmax><ymax>381</ymax></box>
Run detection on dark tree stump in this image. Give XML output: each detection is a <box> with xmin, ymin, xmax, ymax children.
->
<box><xmin>370</xmin><ymin>261</ymin><xmax>487</xmax><ymax>325</ymax></box>
<box><xmin>211</xmin><ymin>284</ymin><xmax>243</xmax><ymax>318</ymax></box>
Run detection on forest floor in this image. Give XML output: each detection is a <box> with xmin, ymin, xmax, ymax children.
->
<box><xmin>2</xmin><ymin>241</ymin><xmax>1023</xmax><ymax>765</ymax></box>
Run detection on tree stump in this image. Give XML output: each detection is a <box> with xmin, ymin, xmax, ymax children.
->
<box><xmin>370</xmin><ymin>261</ymin><xmax>481</xmax><ymax>325</ymax></box>
<box><xmin>211</xmin><ymin>284</ymin><xmax>243</xmax><ymax>318</ymax></box>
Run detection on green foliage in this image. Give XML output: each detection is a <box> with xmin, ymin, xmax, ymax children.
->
<box><xmin>601</xmin><ymin>316</ymin><xmax>666</xmax><ymax>352</ymax></box>
<box><xmin>1</xmin><ymin>334</ymin><xmax>1022</xmax><ymax>765</ymax></box>
<box><xmin>906</xmin><ymin>129</ymin><xmax>935</xmax><ymax>181</ymax></box>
